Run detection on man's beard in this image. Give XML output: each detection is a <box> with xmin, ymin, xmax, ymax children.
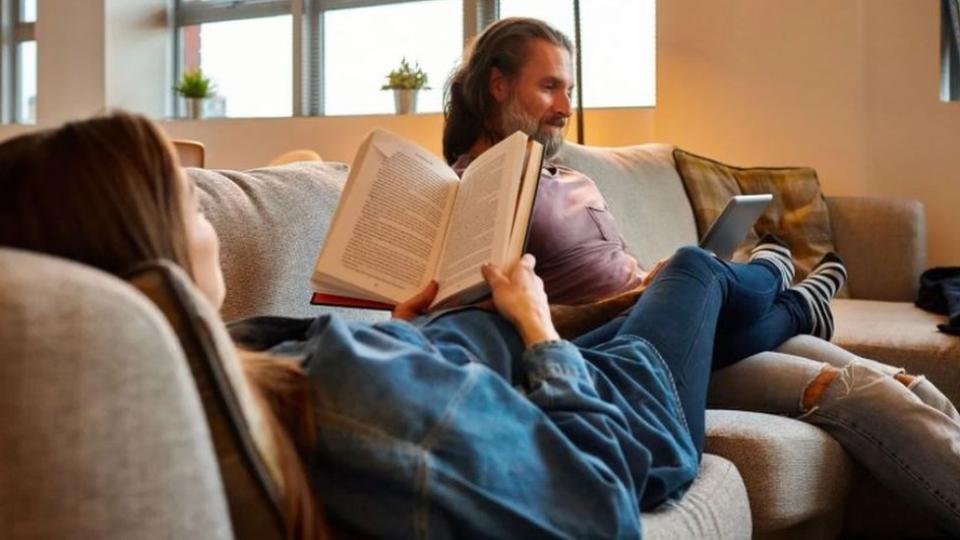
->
<box><xmin>499</xmin><ymin>98</ymin><xmax>567</xmax><ymax>159</ymax></box>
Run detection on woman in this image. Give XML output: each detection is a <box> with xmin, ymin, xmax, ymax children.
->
<box><xmin>0</xmin><ymin>113</ymin><xmax>826</xmax><ymax>539</ymax></box>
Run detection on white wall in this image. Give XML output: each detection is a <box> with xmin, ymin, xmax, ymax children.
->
<box><xmin>2</xmin><ymin>0</ymin><xmax>958</xmax><ymax>264</ymax></box>
<box><xmin>655</xmin><ymin>0</ymin><xmax>869</xmax><ymax>195</ymax></box>
<box><xmin>104</xmin><ymin>0</ymin><xmax>170</xmax><ymax>118</ymax></box>
<box><xmin>864</xmin><ymin>0</ymin><xmax>960</xmax><ymax>266</ymax></box>
<box><xmin>36</xmin><ymin>0</ymin><xmax>106</xmax><ymax>122</ymax></box>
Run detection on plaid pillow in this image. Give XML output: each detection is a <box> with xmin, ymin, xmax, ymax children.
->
<box><xmin>674</xmin><ymin>149</ymin><xmax>848</xmax><ymax>297</ymax></box>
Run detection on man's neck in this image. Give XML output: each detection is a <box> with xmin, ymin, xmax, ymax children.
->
<box><xmin>466</xmin><ymin>135</ymin><xmax>499</xmax><ymax>159</ymax></box>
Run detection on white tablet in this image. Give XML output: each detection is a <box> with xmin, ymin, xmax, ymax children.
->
<box><xmin>699</xmin><ymin>194</ymin><xmax>773</xmax><ymax>259</ymax></box>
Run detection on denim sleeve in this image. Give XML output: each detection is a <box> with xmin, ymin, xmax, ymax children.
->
<box><xmin>303</xmin><ymin>316</ymin><xmax>645</xmax><ymax>539</ymax></box>
<box><xmin>520</xmin><ymin>340</ymin><xmax>656</xmax><ymax>505</ymax></box>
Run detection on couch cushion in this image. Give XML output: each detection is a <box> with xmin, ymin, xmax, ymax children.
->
<box><xmin>826</xmin><ymin>196</ymin><xmax>925</xmax><ymax>301</ymax></box>
<box><xmin>0</xmin><ymin>248</ymin><xmax>232</xmax><ymax>539</ymax></box>
<box><xmin>190</xmin><ymin>162</ymin><xmax>387</xmax><ymax>324</ymax></box>
<box><xmin>704</xmin><ymin>410</ymin><xmax>855</xmax><ymax>535</ymax></box>
<box><xmin>555</xmin><ymin>142</ymin><xmax>699</xmax><ymax>269</ymax></box>
<box><xmin>832</xmin><ymin>299</ymin><xmax>960</xmax><ymax>405</ymax></box>
<box><xmin>643</xmin><ymin>454</ymin><xmax>751</xmax><ymax>539</ymax></box>
<box><xmin>674</xmin><ymin>149</ymin><xmax>844</xmax><ymax>295</ymax></box>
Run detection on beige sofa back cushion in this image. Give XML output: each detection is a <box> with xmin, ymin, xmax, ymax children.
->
<box><xmin>191</xmin><ymin>162</ymin><xmax>387</xmax><ymax>323</ymax></box>
<box><xmin>555</xmin><ymin>142</ymin><xmax>699</xmax><ymax>269</ymax></box>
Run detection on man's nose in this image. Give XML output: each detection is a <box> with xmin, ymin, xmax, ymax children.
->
<box><xmin>556</xmin><ymin>92</ymin><xmax>572</xmax><ymax>117</ymax></box>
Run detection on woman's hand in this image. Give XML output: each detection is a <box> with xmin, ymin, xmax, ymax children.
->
<box><xmin>392</xmin><ymin>280</ymin><xmax>438</xmax><ymax>321</ymax></box>
<box><xmin>481</xmin><ymin>255</ymin><xmax>560</xmax><ymax>348</ymax></box>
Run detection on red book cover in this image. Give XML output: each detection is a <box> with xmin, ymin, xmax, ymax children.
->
<box><xmin>310</xmin><ymin>292</ymin><xmax>394</xmax><ymax>311</ymax></box>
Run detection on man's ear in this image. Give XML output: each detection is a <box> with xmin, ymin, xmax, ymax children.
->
<box><xmin>489</xmin><ymin>67</ymin><xmax>510</xmax><ymax>104</ymax></box>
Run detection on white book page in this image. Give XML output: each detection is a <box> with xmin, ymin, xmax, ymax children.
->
<box><xmin>506</xmin><ymin>141</ymin><xmax>543</xmax><ymax>259</ymax></box>
<box><xmin>312</xmin><ymin>129</ymin><xmax>459</xmax><ymax>304</ymax></box>
<box><xmin>433</xmin><ymin>132</ymin><xmax>527</xmax><ymax>304</ymax></box>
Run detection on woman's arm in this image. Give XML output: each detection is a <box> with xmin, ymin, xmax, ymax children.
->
<box><xmin>480</xmin><ymin>254</ymin><xmax>559</xmax><ymax>347</ymax></box>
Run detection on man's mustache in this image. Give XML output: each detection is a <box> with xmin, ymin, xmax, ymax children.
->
<box><xmin>544</xmin><ymin>115</ymin><xmax>568</xmax><ymax>128</ymax></box>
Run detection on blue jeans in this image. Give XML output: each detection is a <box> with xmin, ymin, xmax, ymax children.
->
<box><xmin>710</xmin><ymin>335</ymin><xmax>960</xmax><ymax>535</ymax></box>
<box><xmin>570</xmin><ymin>246</ymin><xmax>811</xmax><ymax>452</ymax></box>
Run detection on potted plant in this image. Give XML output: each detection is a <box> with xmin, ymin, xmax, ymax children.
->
<box><xmin>175</xmin><ymin>68</ymin><xmax>216</xmax><ymax>120</ymax></box>
<box><xmin>381</xmin><ymin>58</ymin><xmax>429</xmax><ymax>114</ymax></box>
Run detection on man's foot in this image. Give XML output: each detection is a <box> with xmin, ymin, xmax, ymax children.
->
<box><xmin>750</xmin><ymin>233</ymin><xmax>795</xmax><ymax>291</ymax></box>
<box><xmin>790</xmin><ymin>252</ymin><xmax>848</xmax><ymax>340</ymax></box>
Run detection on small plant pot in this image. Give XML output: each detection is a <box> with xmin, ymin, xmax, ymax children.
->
<box><xmin>393</xmin><ymin>89</ymin><xmax>418</xmax><ymax>115</ymax></box>
<box><xmin>184</xmin><ymin>97</ymin><xmax>206</xmax><ymax>120</ymax></box>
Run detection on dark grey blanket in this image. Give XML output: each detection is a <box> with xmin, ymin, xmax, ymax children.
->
<box><xmin>916</xmin><ymin>267</ymin><xmax>960</xmax><ymax>336</ymax></box>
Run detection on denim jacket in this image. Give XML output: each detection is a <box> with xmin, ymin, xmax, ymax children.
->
<box><xmin>230</xmin><ymin>309</ymin><xmax>698</xmax><ymax>539</ymax></box>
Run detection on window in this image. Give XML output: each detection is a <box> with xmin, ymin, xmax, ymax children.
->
<box><xmin>322</xmin><ymin>1</ymin><xmax>463</xmax><ymax>115</ymax></box>
<box><xmin>172</xmin><ymin>0</ymin><xmax>656</xmax><ymax>118</ymax></box>
<box><xmin>499</xmin><ymin>0</ymin><xmax>656</xmax><ymax>108</ymax></box>
<box><xmin>943</xmin><ymin>0</ymin><xmax>960</xmax><ymax>101</ymax></box>
<box><xmin>2</xmin><ymin>0</ymin><xmax>37</xmax><ymax>123</ymax></box>
<box><xmin>175</xmin><ymin>1</ymin><xmax>293</xmax><ymax>118</ymax></box>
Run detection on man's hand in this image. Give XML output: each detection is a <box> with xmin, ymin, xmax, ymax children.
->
<box><xmin>481</xmin><ymin>254</ymin><xmax>560</xmax><ymax>348</ymax></box>
<box><xmin>392</xmin><ymin>280</ymin><xmax>438</xmax><ymax>321</ymax></box>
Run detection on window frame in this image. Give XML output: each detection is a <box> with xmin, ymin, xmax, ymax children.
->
<box><xmin>942</xmin><ymin>0</ymin><xmax>960</xmax><ymax>101</ymax></box>
<box><xmin>301</xmin><ymin>0</ymin><xmax>494</xmax><ymax>115</ymax></box>
<box><xmin>0</xmin><ymin>0</ymin><xmax>36</xmax><ymax>124</ymax></box>
<box><xmin>171</xmin><ymin>0</ymin><xmax>655</xmax><ymax>117</ymax></box>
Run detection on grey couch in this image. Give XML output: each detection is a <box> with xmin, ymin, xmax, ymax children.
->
<box><xmin>1</xmin><ymin>141</ymin><xmax>954</xmax><ymax>539</ymax></box>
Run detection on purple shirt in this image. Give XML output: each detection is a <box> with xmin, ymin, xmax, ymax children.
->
<box><xmin>454</xmin><ymin>155</ymin><xmax>641</xmax><ymax>304</ymax></box>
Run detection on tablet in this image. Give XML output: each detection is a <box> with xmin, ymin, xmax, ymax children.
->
<box><xmin>699</xmin><ymin>194</ymin><xmax>773</xmax><ymax>259</ymax></box>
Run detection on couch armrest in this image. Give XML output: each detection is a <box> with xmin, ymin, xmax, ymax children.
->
<box><xmin>825</xmin><ymin>196</ymin><xmax>926</xmax><ymax>301</ymax></box>
<box><xmin>705</xmin><ymin>410</ymin><xmax>857</xmax><ymax>535</ymax></box>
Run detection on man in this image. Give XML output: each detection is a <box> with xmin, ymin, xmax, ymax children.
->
<box><xmin>444</xmin><ymin>17</ymin><xmax>649</xmax><ymax>310</ymax></box>
<box><xmin>439</xmin><ymin>17</ymin><xmax>960</xmax><ymax>535</ymax></box>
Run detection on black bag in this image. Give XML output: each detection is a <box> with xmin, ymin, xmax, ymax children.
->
<box><xmin>916</xmin><ymin>267</ymin><xmax>960</xmax><ymax>336</ymax></box>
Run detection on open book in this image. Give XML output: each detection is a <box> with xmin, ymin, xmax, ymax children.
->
<box><xmin>310</xmin><ymin>128</ymin><xmax>544</xmax><ymax>310</ymax></box>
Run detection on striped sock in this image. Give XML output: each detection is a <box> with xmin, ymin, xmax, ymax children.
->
<box><xmin>790</xmin><ymin>252</ymin><xmax>848</xmax><ymax>340</ymax></box>
<box><xmin>750</xmin><ymin>233</ymin><xmax>795</xmax><ymax>291</ymax></box>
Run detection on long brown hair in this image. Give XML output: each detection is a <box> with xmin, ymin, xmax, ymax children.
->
<box><xmin>0</xmin><ymin>112</ymin><xmax>192</xmax><ymax>275</ymax></box>
<box><xmin>0</xmin><ymin>112</ymin><xmax>327</xmax><ymax>540</ymax></box>
<box><xmin>442</xmin><ymin>17</ymin><xmax>573</xmax><ymax>164</ymax></box>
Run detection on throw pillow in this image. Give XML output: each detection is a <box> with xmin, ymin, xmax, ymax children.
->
<box><xmin>674</xmin><ymin>149</ymin><xmax>848</xmax><ymax>297</ymax></box>
<box><xmin>124</xmin><ymin>261</ymin><xmax>286</xmax><ymax>540</ymax></box>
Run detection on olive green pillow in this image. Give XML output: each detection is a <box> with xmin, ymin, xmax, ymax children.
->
<box><xmin>674</xmin><ymin>149</ymin><xmax>847</xmax><ymax>296</ymax></box>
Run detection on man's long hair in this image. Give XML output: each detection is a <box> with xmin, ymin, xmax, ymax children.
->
<box><xmin>442</xmin><ymin>17</ymin><xmax>573</xmax><ymax>164</ymax></box>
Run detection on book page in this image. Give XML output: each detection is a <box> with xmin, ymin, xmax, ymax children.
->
<box><xmin>312</xmin><ymin>129</ymin><xmax>459</xmax><ymax>304</ymax></box>
<box><xmin>506</xmin><ymin>140</ymin><xmax>544</xmax><ymax>257</ymax></box>
<box><xmin>433</xmin><ymin>132</ymin><xmax>527</xmax><ymax>304</ymax></box>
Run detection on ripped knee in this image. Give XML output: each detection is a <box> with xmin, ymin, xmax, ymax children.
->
<box><xmin>801</xmin><ymin>365</ymin><xmax>842</xmax><ymax>410</ymax></box>
<box><xmin>894</xmin><ymin>372</ymin><xmax>917</xmax><ymax>388</ymax></box>
<box><xmin>800</xmin><ymin>363</ymin><xmax>924</xmax><ymax>412</ymax></box>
